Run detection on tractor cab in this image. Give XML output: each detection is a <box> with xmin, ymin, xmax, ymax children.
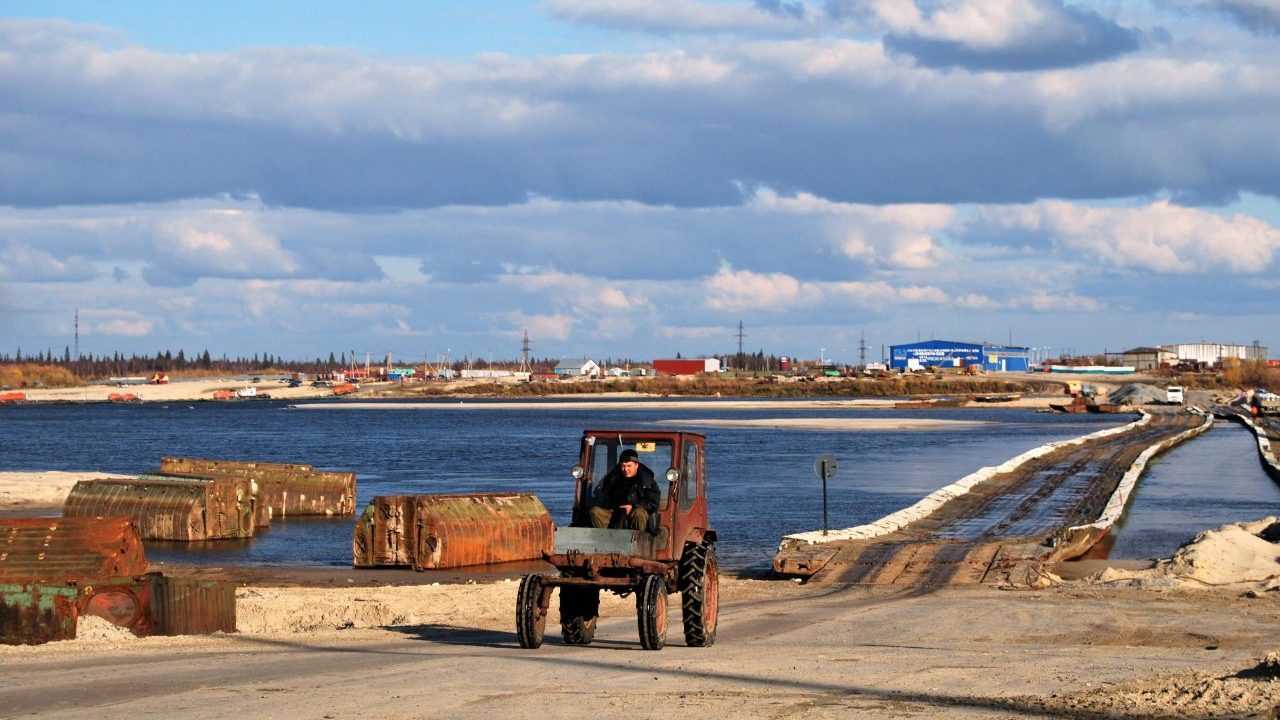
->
<box><xmin>559</xmin><ymin>429</ymin><xmax>710</xmax><ymax>564</ymax></box>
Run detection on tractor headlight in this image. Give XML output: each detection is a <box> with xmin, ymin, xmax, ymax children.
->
<box><xmin>571</xmin><ymin>464</ymin><xmax>585</xmax><ymax>479</ymax></box>
<box><xmin>665</xmin><ymin>467</ymin><xmax>680</xmax><ymax>483</ymax></box>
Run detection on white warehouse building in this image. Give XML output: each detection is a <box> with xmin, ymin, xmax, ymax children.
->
<box><xmin>1160</xmin><ymin>342</ymin><xmax>1268</xmax><ymax>366</ymax></box>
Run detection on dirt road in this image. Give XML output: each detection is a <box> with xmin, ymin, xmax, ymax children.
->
<box><xmin>4</xmin><ymin>577</ymin><xmax>1280</xmax><ymax>719</ymax></box>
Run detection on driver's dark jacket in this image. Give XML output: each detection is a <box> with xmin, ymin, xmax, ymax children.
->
<box><xmin>597</xmin><ymin>463</ymin><xmax>660</xmax><ymax>513</ymax></box>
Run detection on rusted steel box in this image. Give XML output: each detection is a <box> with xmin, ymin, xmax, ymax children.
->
<box><xmin>352</xmin><ymin>495</ymin><xmax>417</xmax><ymax>567</ymax></box>
<box><xmin>412</xmin><ymin>493</ymin><xmax>553</xmax><ymax>570</ymax></box>
<box><xmin>0</xmin><ymin>517</ymin><xmax>148</xmax><ymax>583</ymax></box>
<box><xmin>3</xmin><ymin>573</ymin><xmax>236</xmax><ymax>645</ymax></box>
<box><xmin>79</xmin><ymin>572</ymin><xmax>236</xmax><ymax>637</ymax></box>
<box><xmin>63</xmin><ymin>474</ymin><xmax>255</xmax><ymax>541</ymax></box>
<box><xmin>159</xmin><ymin>457</ymin><xmax>356</xmax><ymax>519</ymax></box>
<box><xmin>0</xmin><ymin>582</ymin><xmax>79</xmax><ymax>645</ymax></box>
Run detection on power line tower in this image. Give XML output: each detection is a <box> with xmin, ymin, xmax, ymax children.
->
<box><xmin>735</xmin><ymin>321</ymin><xmax>746</xmax><ymax>369</ymax></box>
<box><xmin>519</xmin><ymin>329</ymin><xmax>532</xmax><ymax>373</ymax></box>
<box><xmin>858</xmin><ymin>331</ymin><xmax>867</xmax><ymax>368</ymax></box>
<box><xmin>73</xmin><ymin>308</ymin><xmax>79</xmax><ymax>364</ymax></box>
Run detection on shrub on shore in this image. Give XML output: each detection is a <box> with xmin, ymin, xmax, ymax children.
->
<box><xmin>0</xmin><ymin>364</ymin><xmax>82</xmax><ymax>389</ymax></box>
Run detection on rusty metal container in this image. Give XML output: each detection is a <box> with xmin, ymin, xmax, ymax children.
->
<box><xmin>79</xmin><ymin>573</ymin><xmax>236</xmax><ymax>637</ymax></box>
<box><xmin>3</xmin><ymin>573</ymin><xmax>236</xmax><ymax>644</ymax></box>
<box><xmin>1</xmin><ymin>582</ymin><xmax>79</xmax><ymax>645</ymax></box>
<box><xmin>159</xmin><ymin>457</ymin><xmax>356</xmax><ymax>519</ymax></box>
<box><xmin>63</xmin><ymin>475</ymin><xmax>255</xmax><ymax>541</ymax></box>
<box><xmin>412</xmin><ymin>493</ymin><xmax>553</xmax><ymax>570</ymax></box>
<box><xmin>0</xmin><ymin>517</ymin><xmax>148</xmax><ymax>583</ymax></box>
<box><xmin>352</xmin><ymin>495</ymin><xmax>417</xmax><ymax>567</ymax></box>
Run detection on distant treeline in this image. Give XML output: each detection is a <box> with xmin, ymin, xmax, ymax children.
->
<box><xmin>0</xmin><ymin>347</ymin><xmax>571</xmax><ymax>387</ymax></box>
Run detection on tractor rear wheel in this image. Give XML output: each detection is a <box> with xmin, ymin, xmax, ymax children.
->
<box><xmin>559</xmin><ymin>585</ymin><xmax>599</xmax><ymax>645</ymax></box>
<box><xmin>516</xmin><ymin>574</ymin><xmax>547</xmax><ymax>649</ymax></box>
<box><xmin>636</xmin><ymin>574</ymin><xmax>668</xmax><ymax>651</ymax></box>
<box><xmin>679</xmin><ymin>541</ymin><xmax>719</xmax><ymax>647</ymax></box>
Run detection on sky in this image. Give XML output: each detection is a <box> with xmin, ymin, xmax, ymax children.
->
<box><xmin>2</xmin><ymin>0</ymin><xmax>1279</xmax><ymax>366</ymax></box>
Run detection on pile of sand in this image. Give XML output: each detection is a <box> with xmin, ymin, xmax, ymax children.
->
<box><xmin>1020</xmin><ymin>652</ymin><xmax>1280</xmax><ymax>717</ymax></box>
<box><xmin>74</xmin><ymin>615</ymin><xmax>139</xmax><ymax>642</ymax></box>
<box><xmin>1089</xmin><ymin>517</ymin><xmax>1280</xmax><ymax>589</ymax></box>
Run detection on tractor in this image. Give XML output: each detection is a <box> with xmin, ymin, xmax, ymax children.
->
<box><xmin>515</xmin><ymin>429</ymin><xmax>718</xmax><ymax>651</ymax></box>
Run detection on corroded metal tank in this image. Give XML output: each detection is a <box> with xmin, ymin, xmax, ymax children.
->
<box><xmin>352</xmin><ymin>493</ymin><xmax>553</xmax><ymax>570</ymax></box>
<box><xmin>159</xmin><ymin>457</ymin><xmax>356</xmax><ymax>519</ymax></box>
<box><xmin>63</xmin><ymin>474</ymin><xmax>255</xmax><ymax>541</ymax></box>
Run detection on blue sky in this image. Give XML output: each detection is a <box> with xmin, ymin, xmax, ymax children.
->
<box><xmin>2</xmin><ymin>1</ymin><xmax>1279</xmax><ymax>366</ymax></box>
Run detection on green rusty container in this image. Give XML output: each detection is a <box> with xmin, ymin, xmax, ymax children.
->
<box><xmin>0</xmin><ymin>582</ymin><xmax>79</xmax><ymax>645</ymax></box>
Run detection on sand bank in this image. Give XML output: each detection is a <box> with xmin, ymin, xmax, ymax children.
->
<box><xmin>0</xmin><ymin>471</ymin><xmax>125</xmax><ymax>510</ymax></box>
<box><xmin>655</xmin><ymin>417</ymin><xmax>990</xmax><ymax>430</ymax></box>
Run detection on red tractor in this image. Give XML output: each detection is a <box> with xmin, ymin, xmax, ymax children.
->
<box><xmin>516</xmin><ymin>429</ymin><xmax>718</xmax><ymax>650</ymax></box>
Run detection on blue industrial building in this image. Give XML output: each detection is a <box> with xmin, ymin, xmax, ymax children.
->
<box><xmin>889</xmin><ymin>340</ymin><xmax>1031</xmax><ymax>372</ymax></box>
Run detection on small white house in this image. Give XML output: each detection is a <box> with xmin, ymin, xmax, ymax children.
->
<box><xmin>554</xmin><ymin>358</ymin><xmax>600</xmax><ymax>378</ymax></box>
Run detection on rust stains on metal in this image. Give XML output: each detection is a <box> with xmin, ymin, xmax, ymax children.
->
<box><xmin>159</xmin><ymin>457</ymin><xmax>356</xmax><ymax>519</ymax></box>
<box><xmin>63</xmin><ymin>474</ymin><xmax>255</xmax><ymax>541</ymax></box>
<box><xmin>352</xmin><ymin>495</ymin><xmax>416</xmax><ymax>567</ymax></box>
<box><xmin>3</xmin><ymin>573</ymin><xmax>236</xmax><ymax>645</ymax></box>
<box><xmin>0</xmin><ymin>582</ymin><xmax>79</xmax><ymax>645</ymax></box>
<box><xmin>0</xmin><ymin>517</ymin><xmax>148</xmax><ymax>583</ymax></box>
<box><xmin>353</xmin><ymin>493</ymin><xmax>553</xmax><ymax>570</ymax></box>
<box><xmin>1</xmin><ymin>518</ymin><xmax>235</xmax><ymax>645</ymax></box>
<box><xmin>78</xmin><ymin>573</ymin><xmax>236</xmax><ymax>637</ymax></box>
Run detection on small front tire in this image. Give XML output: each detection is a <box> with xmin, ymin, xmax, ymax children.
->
<box><xmin>636</xmin><ymin>574</ymin><xmax>668</xmax><ymax>651</ymax></box>
<box><xmin>559</xmin><ymin>585</ymin><xmax>600</xmax><ymax>645</ymax></box>
<box><xmin>516</xmin><ymin>574</ymin><xmax>547</xmax><ymax>649</ymax></box>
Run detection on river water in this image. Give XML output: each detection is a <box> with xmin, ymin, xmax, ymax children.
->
<box><xmin>2</xmin><ymin>400</ymin><xmax>1274</xmax><ymax>569</ymax></box>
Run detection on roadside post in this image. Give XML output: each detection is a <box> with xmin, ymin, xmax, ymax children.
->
<box><xmin>813</xmin><ymin>455</ymin><xmax>838</xmax><ymax>536</ymax></box>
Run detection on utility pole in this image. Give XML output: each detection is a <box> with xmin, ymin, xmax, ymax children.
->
<box><xmin>73</xmin><ymin>308</ymin><xmax>79</xmax><ymax>366</ymax></box>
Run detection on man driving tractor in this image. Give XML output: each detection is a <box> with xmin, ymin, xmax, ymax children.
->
<box><xmin>588</xmin><ymin>448</ymin><xmax>660</xmax><ymax>530</ymax></box>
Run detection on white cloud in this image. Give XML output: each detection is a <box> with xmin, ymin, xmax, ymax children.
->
<box><xmin>749</xmin><ymin>190</ymin><xmax>955</xmax><ymax>269</ymax></box>
<box><xmin>704</xmin><ymin>265</ymin><xmax>822</xmax><ymax>311</ymax></box>
<box><xmin>986</xmin><ymin>200</ymin><xmax>1280</xmax><ymax>274</ymax></box>
<box><xmin>502</xmin><ymin>312</ymin><xmax>577</xmax><ymax>342</ymax></box>
<box><xmin>85</xmin><ymin>309</ymin><xmax>154</xmax><ymax>338</ymax></box>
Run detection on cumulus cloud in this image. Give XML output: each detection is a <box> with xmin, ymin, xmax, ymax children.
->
<box><xmin>705</xmin><ymin>265</ymin><xmax>823</xmax><ymax>310</ymax></box>
<box><xmin>0</xmin><ymin>242</ymin><xmax>96</xmax><ymax>282</ymax></box>
<box><xmin>499</xmin><ymin>269</ymin><xmax>646</xmax><ymax>313</ymax></box>
<box><xmin>842</xmin><ymin>0</ymin><xmax>1142</xmax><ymax>70</ymax></box>
<box><xmin>1</xmin><ymin>17</ymin><xmax>1278</xmax><ymax>212</ymax></box>
<box><xmin>973</xmin><ymin>200</ymin><xmax>1280</xmax><ymax>273</ymax></box>
<box><xmin>143</xmin><ymin>210</ymin><xmax>300</xmax><ymax>286</ymax></box>
<box><xmin>501</xmin><ymin>312</ymin><xmax>578</xmax><ymax>342</ymax></box>
<box><xmin>83</xmin><ymin>309</ymin><xmax>154</xmax><ymax>338</ymax></box>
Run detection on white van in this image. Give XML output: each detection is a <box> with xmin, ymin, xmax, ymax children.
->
<box><xmin>1165</xmin><ymin>386</ymin><xmax>1184</xmax><ymax>405</ymax></box>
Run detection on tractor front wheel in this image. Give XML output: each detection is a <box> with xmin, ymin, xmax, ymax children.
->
<box><xmin>636</xmin><ymin>574</ymin><xmax>668</xmax><ymax>651</ymax></box>
<box><xmin>516</xmin><ymin>574</ymin><xmax>547</xmax><ymax>649</ymax></box>
<box><xmin>559</xmin><ymin>585</ymin><xmax>599</xmax><ymax>645</ymax></box>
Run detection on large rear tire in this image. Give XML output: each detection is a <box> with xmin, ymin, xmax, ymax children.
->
<box><xmin>636</xmin><ymin>574</ymin><xmax>668</xmax><ymax>651</ymax></box>
<box><xmin>516</xmin><ymin>574</ymin><xmax>547</xmax><ymax>649</ymax></box>
<box><xmin>559</xmin><ymin>585</ymin><xmax>599</xmax><ymax>645</ymax></box>
<box><xmin>680</xmin><ymin>541</ymin><xmax>719</xmax><ymax>647</ymax></box>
